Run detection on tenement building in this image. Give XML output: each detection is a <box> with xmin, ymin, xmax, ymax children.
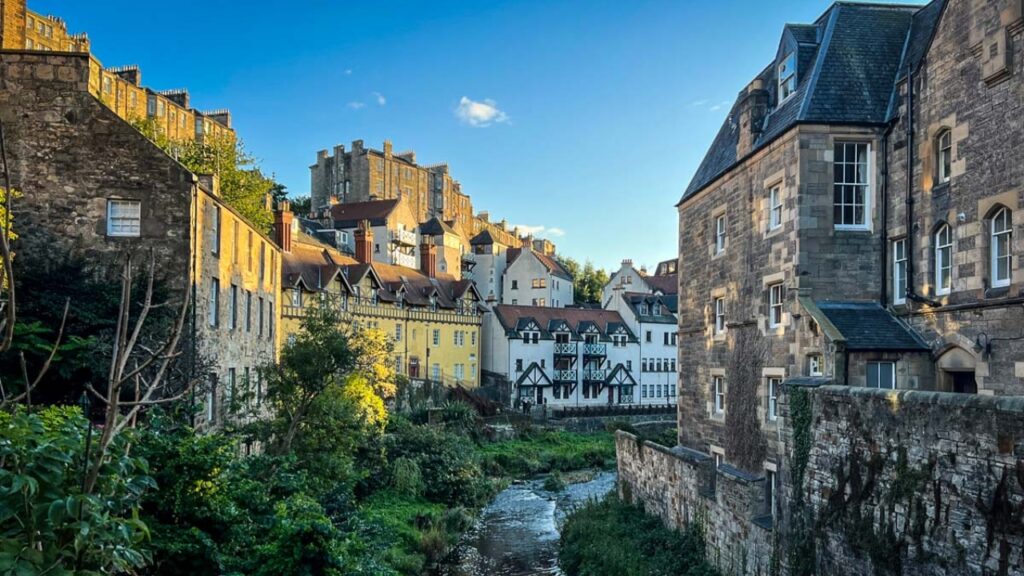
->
<box><xmin>0</xmin><ymin>0</ymin><xmax>235</xmax><ymax>144</ymax></box>
<box><xmin>617</xmin><ymin>2</ymin><xmax>1024</xmax><ymax>575</ymax></box>
<box><xmin>483</xmin><ymin>305</ymin><xmax>640</xmax><ymax>408</ymax></box>
<box><xmin>277</xmin><ymin>204</ymin><xmax>484</xmax><ymax>388</ymax></box>
<box><xmin>0</xmin><ymin>51</ymin><xmax>279</xmax><ymax>431</ymax></box>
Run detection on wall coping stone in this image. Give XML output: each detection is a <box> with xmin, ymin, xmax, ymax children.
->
<box><xmin>719</xmin><ymin>463</ymin><xmax>764</xmax><ymax>484</ymax></box>
<box><xmin>813</xmin><ymin>384</ymin><xmax>1024</xmax><ymax>414</ymax></box>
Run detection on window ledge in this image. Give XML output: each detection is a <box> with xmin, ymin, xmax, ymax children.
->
<box><xmin>932</xmin><ymin>182</ymin><xmax>951</xmax><ymax>195</ymax></box>
<box><xmin>765</xmin><ymin>226</ymin><xmax>784</xmax><ymax>240</ymax></box>
<box><xmin>709</xmin><ymin>413</ymin><xmax>725</xmax><ymax>422</ymax></box>
<box><xmin>985</xmin><ymin>285</ymin><xmax>1011</xmax><ymax>299</ymax></box>
<box><xmin>833</xmin><ymin>226</ymin><xmax>872</xmax><ymax>234</ymax></box>
<box><xmin>752</xmin><ymin>514</ymin><xmax>775</xmax><ymax>531</ymax></box>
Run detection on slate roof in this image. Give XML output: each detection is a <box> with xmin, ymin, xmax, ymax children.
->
<box><xmin>329</xmin><ymin>199</ymin><xmax>399</xmax><ymax>228</ymax></box>
<box><xmin>470</xmin><ymin>230</ymin><xmax>498</xmax><ymax>246</ymax></box>
<box><xmin>644</xmin><ymin>274</ymin><xmax>679</xmax><ymax>296</ymax></box>
<box><xmin>282</xmin><ymin>231</ymin><xmax>358</xmax><ymax>292</ymax></box>
<box><xmin>420</xmin><ymin>217</ymin><xmax>456</xmax><ymax>237</ymax></box>
<box><xmin>506</xmin><ymin>248</ymin><xmax>572</xmax><ymax>281</ymax></box>
<box><xmin>623</xmin><ymin>292</ymin><xmax>678</xmax><ymax>324</ymax></box>
<box><xmin>816</xmin><ymin>301</ymin><xmax>929</xmax><ymax>351</ymax></box>
<box><xmin>680</xmin><ymin>1</ymin><xmax>927</xmax><ymax>203</ymax></box>
<box><xmin>493</xmin><ymin>305</ymin><xmax>635</xmax><ymax>340</ymax></box>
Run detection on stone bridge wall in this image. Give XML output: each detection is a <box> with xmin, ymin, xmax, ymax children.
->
<box><xmin>617</xmin><ymin>384</ymin><xmax>1024</xmax><ymax>575</ymax></box>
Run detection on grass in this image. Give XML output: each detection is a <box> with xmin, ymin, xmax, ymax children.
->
<box><xmin>559</xmin><ymin>495</ymin><xmax>720</xmax><ymax>576</ymax></box>
<box><xmin>476</xmin><ymin>429</ymin><xmax>616</xmax><ymax>478</ymax></box>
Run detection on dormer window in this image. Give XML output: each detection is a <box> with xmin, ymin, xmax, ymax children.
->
<box><xmin>640</xmin><ymin>304</ymin><xmax>649</xmax><ymax>315</ymax></box>
<box><xmin>778</xmin><ymin>52</ymin><xmax>796</xmax><ymax>102</ymax></box>
<box><xmin>430</xmin><ymin>295</ymin><xmax>438</xmax><ymax>311</ymax></box>
<box><xmin>653</xmin><ymin>303</ymin><xmax>662</xmax><ymax>315</ymax></box>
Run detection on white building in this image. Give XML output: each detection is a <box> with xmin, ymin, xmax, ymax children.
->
<box><xmin>603</xmin><ymin>258</ymin><xmax>680</xmax><ymax>405</ymax></box>
<box><xmin>501</xmin><ymin>248</ymin><xmax>573</xmax><ymax>308</ymax></box>
<box><xmin>467</xmin><ymin>229</ymin><xmax>510</xmax><ymax>304</ymax></box>
<box><xmin>484</xmin><ymin>305</ymin><xmax>662</xmax><ymax>408</ymax></box>
<box><xmin>302</xmin><ymin>198</ymin><xmax>421</xmax><ymax>270</ymax></box>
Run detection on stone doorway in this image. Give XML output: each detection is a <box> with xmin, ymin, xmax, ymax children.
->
<box><xmin>936</xmin><ymin>346</ymin><xmax>978</xmax><ymax>394</ymax></box>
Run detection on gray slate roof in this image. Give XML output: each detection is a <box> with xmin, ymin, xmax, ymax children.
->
<box><xmin>681</xmin><ymin>1</ymin><xmax>929</xmax><ymax>203</ymax></box>
<box><xmin>816</xmin><ymin>301</ymin><xmax>929</xmax><ymax>351</ymax></box>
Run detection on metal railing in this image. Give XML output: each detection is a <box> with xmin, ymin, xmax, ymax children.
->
<box><xmin>582</xmin><ymin>343</ymin><xmax>607</xmax><ymax>356</ymax></box>
<box><xmin>553</xmin><ymin>369</ymin><xmax>577</xmax><ymax>382</ymax></box>
<box><xmin>554</xmin><ymin>342</ymin><xmax>577</xmax><ymax>355</ymax></box>
<box><xmin>582</xmin><ymin>369</ymin><xmax>607</xmax><ymax>381</ymax></box>
<box><xmin>390</xmin><ymin>229</ymin><xmax>417</xmax><ymax>246</ymax></box>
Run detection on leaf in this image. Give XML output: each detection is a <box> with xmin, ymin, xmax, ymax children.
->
<box><xmin>48</xmin><ymin>499</ymin><xmax>64</xmax><ymax>525</ymax></box>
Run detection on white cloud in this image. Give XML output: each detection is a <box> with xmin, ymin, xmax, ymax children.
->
<box><xmin>513</xmin><ymin>224</ymin><xmax>565</xmax><ymax>238</ymax></box>
<box><xmin>709</xmin><ymin>100</ymin><xmax>731</xmax><ymax>112</ymax></box>
<box><xmin>344</xmin><ymin>69</ymin><xmax>353</xmax><ymax>75</ymax></box>
<box><xmin>689</xmin><ymin>99</ymin><xmax>709</xmax><ymax>107</ymax></box>
<box><xmin>347</xmin><ymin>101</ymin><xmax>365</xmax><ymax>110</ymax></box>
<box><xmin>373</xmin><ymin>92</ymin><xmax>386</xmax><ymax>106</ymax></box>
<box><xmin>455</xmin><ymin>96</ymin><xmax>509</xmax><ymax>127</ymax></box>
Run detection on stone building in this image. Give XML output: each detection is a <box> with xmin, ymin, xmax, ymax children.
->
<box><xmin>310</xmin><ymin>140</ymin><xmax>474</xmax><ymax>227</ymax></box>
<box><xmin>618</xmin><ymin>1</ymin><xmax>1024</xmax><ymax>574</ymax></box>
<box><xmin>0</xmin><ymin>0</ymin><xmax>235</xmax><ymax>144</ymax></box>
<box><xmin>276</xmin><ymin>204</ymin><xmax>484</xmax><ymax>388</ymax></box>
<box><xmin>0</xmin><ymin>51</ymin><xmax>279</xmax><ymax>431</ymax></box>
<box><xmin>305</xmin><ymin>197</ymin><xmax>422</xmax><ymax>270</ymax></box>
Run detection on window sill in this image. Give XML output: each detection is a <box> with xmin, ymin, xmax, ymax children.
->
<box><xmin>932</xmin><ymin>181</ymin><xmax>951</xmax><ymax>195</ymax></box>
<box><xmin>712</xmin><ymin>250</ymin><xmax>727</xmax><ymax>260</ymax></box>
<box><xmin>833</xmin><ymin>226</ymin><xmax>872</xmax><ymax>233</ymax></box>
<box><xmin>765</xmin><ymin>226</ymin><xmax>784</xmax><ymax>240</ymax></box>
<box><xmin>752</xmin><ymin>514</ymin><xmax>775</xmax><ymax>531</ymax></box>
<box><xmin>985</xmin><ymin>285</ymin><xmax>1011</xmax><ymax>299</ymax></box>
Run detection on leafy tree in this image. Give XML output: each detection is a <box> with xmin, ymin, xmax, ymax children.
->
<box><xmin>291</xmin><ymin>195</ymin><xmax>312</xmax><ymax>216</ymax></box>
<box><xmin>347</xmin><ymin>326</ymin><xmax>398</xmax><ymax>400</ymax></box>
<box><xmin>558</xmin><ymin>256</ymin><xmax>610</xmax><ymax>306</ymax></box>
<box><xmin>0</xmin><ymin>407</ymin><xmax>154</xmax><ymax>575</ymax></box>
<box><xmin>131</xmin><ymin>118</ymin><xmax>275</xmax><ymax>233</ymax></box>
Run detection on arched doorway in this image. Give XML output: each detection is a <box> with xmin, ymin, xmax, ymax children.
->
<box><xmin>936</xmin><ymin>346</ymin><xmax>977</xmax><ymax>394</ymax></box>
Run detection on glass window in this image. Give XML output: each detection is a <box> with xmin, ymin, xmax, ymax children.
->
<box><xmin>778</xmin><ymin>52</ymin><xmax>797</xmax><ymax>101</ymax></box>
<box><xmin>714</xmin><ymin>298</ymin><xmax>726</xmax><ymax>334</ymax></box>
<box><xmin>866</xmin><ymin>361</ymin><xmax>896</xmax><ymax>389</ymax></box>
<box><xmin>432</xmin><ymin>329</ymin><xmax>440</xmax><ymax>346</ymax></box>
<box><xmin>208</xmin><ymin>278</ymin><xmax>219</xmax><ymax>327</ymax></box>
<box><xmin>713</xmin><ymin>376</ymin><xmax>725</xmax><ymax>414</ymax></box>
<box><xmin>768</xmin><ymin>185</ymin><xmax>783</xmax><ymax>230</ymax></box>
<box><xmin>767</xmin><ymin>377</ymin><xmax>780</xmax><ymax>421</ymax></box>
<box><xmin>769</xmin><ymin>283</ymin><xmax>784</xmax><ymax>328</ymax></box>
<box><xmin>992</xmin><ymin>208</ymin><xmax>1012</xmax><ymax>288</ymax></box>
<box><xmin>935</xmin><ymin>224</ymin><xmax>953</xmax><ymax>295</ymax></box>
<box><xmin>893</xmin><ymin>239</ymin><xmax>907</xmax><ymax>304</ymax></box>
<box><xmin>395</xmin><ymin>323</ymin><xmax>402</xmax><ymax>342</ymax></box>
<box><xmin>809</xmin><ymin>355</ymin><xmax>823</xmax><ymax>376</ymax></box>
<box><xmin>106</xmin><ymin>199</ymin><xmax>141</xmax><ymax>237</ymax></box>
<box><xmin>936</xmin><ymin>130</ymin><xmax>952</xmax><ymax>184</ymax></box>
<box><xmin>210</xmin><ymin>206</ymin><xmax>221</xmax><ymax>255</ymax></box>
<box><xmin>715</xmin><ymin>214</ymin><xmax>727</xmax><ymax>253</ymax></box>
<box><xmin>833</xmin><ymin>142</ymin><xmax>870</xmax><ymax>229</ymax></box>
<box><xmin>230</xmin><ymin>285</ymin><xmax>238</xmax><ymax>330</ymax></box>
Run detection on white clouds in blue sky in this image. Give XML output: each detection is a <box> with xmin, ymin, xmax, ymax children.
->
<box><xmin>455</xmin><ymin>97</ymin><xmax>508</xmax><ymax>127</ymax></box>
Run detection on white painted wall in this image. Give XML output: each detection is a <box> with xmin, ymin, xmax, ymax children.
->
<box><xmin>502</xmin><ymin>251</ymin><xmax>573</xmax><ymax>307</ymax></box>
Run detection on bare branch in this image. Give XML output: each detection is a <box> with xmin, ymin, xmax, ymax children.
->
<box><xmin>0</xmin><ymin>120</ymin><xmax>17</xmax><ymax>353</ymax></box>
<box><xmin>0</xmin><ymin>299</ymin><xmax>70</xmax><ymax>408</ymax></box>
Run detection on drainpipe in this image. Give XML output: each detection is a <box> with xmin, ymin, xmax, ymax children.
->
<box><xmin>880</xmin><ymin>125</ymin><xmax>891</xmax><ymax>306</ymax></box>
<box><xmin>903</xmin><ymin>70</ymin><xmax>941</xmax><ymax>307</ymax></box>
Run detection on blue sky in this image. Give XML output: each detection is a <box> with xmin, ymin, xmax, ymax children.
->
<box><xmin>38</xmin><ymin>0</ymin><xmax>921</xmax><ymax>271</ymax></box>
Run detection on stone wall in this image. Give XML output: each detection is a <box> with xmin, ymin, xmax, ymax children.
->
<box><xmin>620</xmin><ymin>383</ymin><xmax>1024</xmax><ymax>575</ymax></box>
<box><xmin>616</xmin><ymin>431</ymin><xmax>775</xmax><ymax>575</ymax></box>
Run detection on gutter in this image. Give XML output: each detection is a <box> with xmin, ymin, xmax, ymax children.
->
<box><xmin>902</xmin><ymin>70</ymin><xmax>941</xmax><ymax>308</ymax></box>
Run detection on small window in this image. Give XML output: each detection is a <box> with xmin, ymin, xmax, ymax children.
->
<box><xmin>714</xmin><ymin>297</ymin><xmax>726</xmax><ymax>335</ymax></box>
<box><xmin>893</xmin><ymin>239</ymin><xmax>907</xmax><ymax>305</ymax></box>
<box><xmin>991</xmin><ymin>208</ymin><xmax>1012</xmax><ymax>288</ymax></box>
<box><xmin>778</xmin><ymin>52</ymin><xmax>797</xmax><ymax>101</ymax></box>
<box><xmin>432</xmin><ymin>329</ymin><xmax>440</xmax><ymax>346</ymax></box>
<box><xmin>290</xmin><ymin>288</ymin><xmax>302</xmax><ymax>308</ymax></box>
<box><xmin>833</xmin><ymin>142</ymin><xmax>870</xmax><ymax>229</ymax></box>
<box><xmin>210</xmin><ymin>206</ymin><xmax>221</xmax><ymax>255</ymax></box>
<box><xmin>208</xmin><ymin>279</ymin><xmax>219</xmax><ymax>327</ymax></box>
<box><xmin>645</xmin><ymin>330</ymin><xmax>652</xmax><ymax>343</ymax></box>
<box><xmin>229</xmin><ymin>285</ymin><xmax>238</xmax><ymax>330</ymax></box>
<box><xmin>768</xmin><ymin>283</ymin><xmax>784</xmax><ymax>328</ymax></box>
<box><xmin>766</xmin><ymin>469</ymin><xmax>777</xmax><ymax>517</ymax></box>
<box><xmin>809</xmin><ymin>355</ymin><xmax>823</xmax><ymax>376</ymax></box>
<box><xmin>395</xmin><ymin>323</ymin><xmax>402</xmax><ymax>342</ymax></box>
<box><xmin>767</xmin><ymin>377</ymin><xmax>780</xmax><ymax>421</ymax></box>
<box><xmin>935</xmin><ymin>224</ymin><xmax>953</xmax><ymax>295</ymax></box>
<box><xmin>713</xmin><ymin>376</ymin><xmax>725</xmax><ymax>414</ymax></box>
<box><xmin>515</xmin><ymin>359</ymin><xmax>523</xmax><ymax>371</ymax></box>
<box><xmin>511</xmin><ymin>280</ymin><xmax>518</xmax><ymax>290</ymax></box>
<box><xmin>715</xmin><ymin>215</ymin><xmax>727</xmax><ymax>254</ymax></box>
<box><xmin>936</xmin><ymin>130</ymin><xmax>952</xmax><ymax>184</ymax></box>
<box><xmin>106</xmin><ymin>199</ymin><xmax>141</xmax><ymax>237</ymax></box>
<box><xmin>768</xmin><ymin>186</ymin><xmax>783</xmax><ymax>230</ymax></box>
<box><xmin>866</xmin><ymin>361</ymin><xmax>896</xmax><ymax>389</ymax></box>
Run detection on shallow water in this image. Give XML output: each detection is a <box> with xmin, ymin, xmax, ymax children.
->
<box><xmin>440</xmin><ymin>471</ymin><xmax>616</xmax><ymax>576</ymax></box>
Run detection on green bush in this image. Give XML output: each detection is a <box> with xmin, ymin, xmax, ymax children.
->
<box><xmin>559</xmin><ymin>495</ymin><xmax>719</xmax><ymax>576</ymax></box>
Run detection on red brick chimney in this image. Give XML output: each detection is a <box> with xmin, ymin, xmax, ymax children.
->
<box><xmin>273</xmin><ymin>201</ymin><xmax>293</xmax><ymax>253</ymax></box>
<box><xmin>420</xmin><ymin>240</ymin><xmax>437</xmax><ymax>278</ymax></box>
<box><xmin>355</xmin><ymin>220</ymin><xmax>373</xmax><ymax>264</ymax></box>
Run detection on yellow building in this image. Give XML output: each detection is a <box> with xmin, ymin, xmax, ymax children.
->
<box><xmin>1</xmin><ymin>0</ymin><xmax>235</xmax><ymax>144</ymax></box>
<box><xmin>276</xmin><ymin>206</ymin><xmax>484</xmax><ymax>388</ymax></box>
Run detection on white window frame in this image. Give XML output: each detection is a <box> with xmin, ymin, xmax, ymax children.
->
<box><xmin>937</xmin><ymin>130</ymin><xmax>952</xmax><ymax>184</ymax></box>
<box><xmin>713</xmin><ymin>376</ymin><xmax>725</xmax><ymax>415</ymax></box>
<box><xmin>715</xmin><ymin>214</ymin><xmax>727</xmax><ymax>254</ymax></box>
<box><xmin>778</xmin><ymin>52</ymin><xmax>796</xmax><ymax>102</ymax></box>
<box><xmin>106</xmin><ymin>199</ymin><xmax>141</xmax><ymax>237</ymax></box>
<box><xmin>208</xmin><ymin>278</ymin><xmax>219</xmax><ymax>328</ymax></box>
<box><xmin>935</xmin><ymin>224</ymin><xmax>953</xmax><ymax>295</ymax></box>
<box><xmin>833</xmin><ymin>142</ymin><xmax>871</xmax><ymax>230</ymax></box>
<box><xmin>893</xmin><ymin>238</ymin><xmax>907</xmax><ymax>305</ymax></box>
<box><xmin>210</xmin><ymin>206</ymin><xmax>221</xmax><ymax>255</ymax></box>
<box><xmin>767</xmin><ymin>377</ymin><xmax>780</xmax><ymax>421</ymax></box>
<box><xmin>809</xmin><ymin>355</ymin><xmax>823</xmax><ymax>376</ymax></box>
<box><xmin>866</xmin><ymin>361</ymin><xmax>896</xmax><ymax>390</ymax></box>
<box><xmin>991</xmin><ymin>208</ymin><xmax>1012</xmax><ymax>288</ymax></box>
<box><xmin>714</xmin><ymin>297</ymin><xmax>726</xmax><ymax>335</ymax></box>
<box><xmin>769</xmin><ymin>283</ymin><xmax>784</xmax><ymax>328</ymax></box>
<box><xmin>768</xmin><ymin>185</ymin><xmax>783</xmax><ymax>230</ymax></box>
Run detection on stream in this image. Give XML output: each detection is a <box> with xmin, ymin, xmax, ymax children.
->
<box><xmin>439</xmin><ymin>471</ymin><xmax>617</xmax><ymax>576</ymax></box>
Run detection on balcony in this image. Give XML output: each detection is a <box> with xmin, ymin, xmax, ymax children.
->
<box><xmin>583</xmin><ymin>369</ymin><xmax>607</xmax><ymax>382</ymax></box>
<box><xmin>554</xmin><ymin>342</ymin><xmax>577</xmax><ymax>356</ymax></box>
<box><xmin>582</xmin><ymin>343</ymin><xmax>607</xmax><ymax>357</ymax></box>
<box><xmin>553</xmin><ymin>369</ymin><xmax>577</xmax><ymax>383</ymax></box>
<box><xmin>393</xmin><ymin>251</ymin><xmax>417</xmax><ymax>269</ymax></box>
<box><xmin>390</xmin><ymin>228</ymin><xmax>417</xmax><ymax>247</ymax></box>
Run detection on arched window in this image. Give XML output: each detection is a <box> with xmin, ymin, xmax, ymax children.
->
<box><xmin>936</xmin><ymin>129</ymin><xmax>952</xmax><ymax>184</ymax></box>
<box><xmin>935</xmin><ymin>224</ymin><xmax>953</xmax><ymax>295</ymax></box>
<box><xmin>991</xmin><ymin>207</ymin><xmax>1012</xmax><ymax>288</ymax></box>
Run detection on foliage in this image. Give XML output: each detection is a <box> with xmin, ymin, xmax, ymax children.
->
<box><xmin>131</xmin><ymin>118</ymin><xmax>274</xmax><ymax>233</ymax></box>
<box><xmin>0</xmin><ymin>407</ymin><xmax>153</xmax><ymax>575</ymax></box>
<box><xmin>559</xmin><ymin>494</ymin><xmax>719</xmax><ymax>576</ymax></box>
<box><xmin>476</xmin><ymin>429</ymin><xmax>615</xmax><ymax>478</ymax></box>
<box><xmin>724</xmin><ymin>327</ymin><xmax>768</xmax><ymax>472</ymax></box>
<box><xmin>557</xmin><ymin>256</ymin><xmax>610</xmax><ymax>306</ymax></box>
<box><xmin>786</xmin><ymin>387</ymin><xmax>816</xmax><ymax>576</ymax></box>
<box><xmin>291</xmin><ymin>196</ymin><xmax>312</xmax><ymax>216</ymax></box>
<box><xmin>347</xmin><ymin>325</ymin><xmax>398</xmax><ymax>400</ymax></box>
<box><xmin>0</xmin><ymin>186</ymin><xmax>20</xmax><ymax>292</ymax></box>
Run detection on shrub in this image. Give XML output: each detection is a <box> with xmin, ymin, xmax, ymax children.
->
<box><xmin>391</xmin><ymin>457</ymin><xmax>424</xmax><ymax>497</ymax></box>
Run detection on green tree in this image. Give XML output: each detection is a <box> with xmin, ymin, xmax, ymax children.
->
<box><xmin>558</xmin><ymin>256</ymin><xmax>610</xmax><ymax>306</ymax></box>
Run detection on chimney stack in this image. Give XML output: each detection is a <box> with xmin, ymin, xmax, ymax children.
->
<box><xmin>736</xmin><ymin>79</ymin><xmax>769</xmax><ymax>159</ymax></box>
<box><xmin>420</xmin><ymin>240</ymin><xmax>437</xmax><ymax>278</ymax></box>
<box><xmin>274</xmin><ymin>201</ymin><xmax>294</xmax><ymax>253</ymax></box>
<box><xmin>354</xmin><ymin>220</ymin><xmax>373</xmax><ymax>264</ymax></box>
